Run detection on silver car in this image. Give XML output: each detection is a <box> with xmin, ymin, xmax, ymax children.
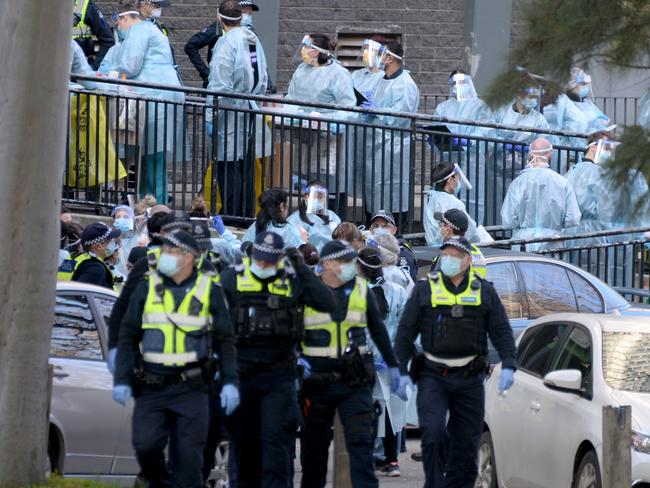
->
<box><xmin>48</xmin><ymin>282</ymin><xmax>227</xmax><ymax>486</ymax></box>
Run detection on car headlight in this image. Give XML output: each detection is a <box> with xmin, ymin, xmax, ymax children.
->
<box><xmin>632</xmin><ymin>431</ymin><xmax>650</xmax><ymax>453</ymax></box>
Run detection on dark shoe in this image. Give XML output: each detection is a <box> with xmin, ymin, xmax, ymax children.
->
<box><xmin>411</xmin><ymin>451</ymin><xmax>423</xmax><ymax>462</ymax></box>
<box><xmin>380</xmin><ymin>462</ymin><xmax>400</xmax><ymax>477</ymax></box>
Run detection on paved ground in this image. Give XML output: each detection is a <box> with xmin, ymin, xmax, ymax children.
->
<box><xmin>293</xmin><ymin>439</ymin><xmax>424</xmax><ymax>486</ymax></box>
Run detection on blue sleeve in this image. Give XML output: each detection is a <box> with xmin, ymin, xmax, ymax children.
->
<box><xmin>119</xmin><ymin>27</ymin><xmax>148</xmax><ymax>78</ymax></box>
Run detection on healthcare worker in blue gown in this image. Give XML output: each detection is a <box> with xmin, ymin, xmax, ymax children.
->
<box><xmin>566</xmin><ymin>67</ymin><xmax>611</xmax><ymax>134</ymax></box>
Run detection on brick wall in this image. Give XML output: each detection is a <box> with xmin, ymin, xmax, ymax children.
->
<box><xmin>510</xmin><ymin>0</ymin><xmax>529</xmax><ymax>49</ymax></box>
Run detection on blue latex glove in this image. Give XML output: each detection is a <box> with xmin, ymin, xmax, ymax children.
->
<box><xmin>375</xmin><ymin>357</ymin><xmax>388</xmax><ymax>372</ymax></box>
<box><xmin>499</xmin><ymin>368</ymin><xmax>515</xmax><ymax>394</ymax></box>
<box><xmin>395</xmin><ymin>375</ymin><xmax>413</xmax><ymax>402</ymax></box>
<box><xmin>205</xmin><ymin>121</ymin><xmax>213</xmax><ymax>138</ymax></box>
<box><xmin>112</xmin><ymin>385</ymin><xmax>132</xmax><ymax>406</ymax></box>
<box><xmin>504</xmin><ymin>143</ymin><xmax>528</xmax><ymax>152</ymax></box>
<box><xmin>107</xmin><ymin>348</ymin><xmax>117</xmax><ymax>375</ymax></box>
<box><xmin>452</xmin><ymin>137</ymin><xmax>469</xmax><ymax>147</ymax></box>
<box><xmin>297</xmin><ymin>357</ymin><xmax>311</xmax><ymax>379</ymax></box>
<box><xmin>220</xmin><ymin>384</ymin><xmax>240</xmax><ymax>415</ymax></box>
<box><xmin>329</xmin><ymin>123</ymin><xmax>345</xmax><ymax>135</ymax></box>
<box><xmin>388</xmin><ymin>367</ymin><xmax>401</xmax><ymax>393</ymax></box>
<box><xmin>212</xmin><ymin>215</ymin><xmax>226</xmax><ymax>235</ymax></box>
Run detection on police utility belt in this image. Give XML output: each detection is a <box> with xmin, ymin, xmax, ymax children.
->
<box><xmin>410</xmin><ymin>272</ymin><xmax>488</xmax><ymax>379</ymax></box>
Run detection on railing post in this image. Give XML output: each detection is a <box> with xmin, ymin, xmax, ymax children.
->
<box><xmin>333</xmin><ymin>412</ymin><xmax>352</xmax><ymax>488</ymax></box>
<box><xmin>602</xmin><ymin>405</ymin><xmax>631</xmax><ymax>487</ymax></box>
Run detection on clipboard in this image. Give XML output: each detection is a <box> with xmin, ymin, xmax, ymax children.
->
<box><xmin>354</xmin><ymin>88</ymin><xmax>368</xmax><ymax>107</ymax></box>
<box><xmin>421</xmin><ymin>124</ymin><xmax>457</xmax><ymax>152</ymax></box>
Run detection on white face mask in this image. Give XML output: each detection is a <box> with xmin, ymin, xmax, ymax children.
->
<box><xmin>241</xmin><ymin>13</ymin><xmax>253</xmax><ymax>26</ymax></box>
<box><xmin>151</xmin><ymin>8</ymin><xmax>162</xmax><ymax>18</ymax></box>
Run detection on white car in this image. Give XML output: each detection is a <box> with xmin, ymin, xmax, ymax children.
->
<box><xmin>480</xmin><ymin>313</ymin><xmax>650</xmax><ymax>488</ymax></box>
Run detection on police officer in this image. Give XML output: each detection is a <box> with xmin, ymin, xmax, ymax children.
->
<box><xmin>430</xmin><ymin>209</ymin><xmax>486</xmax><ymax>278</ymax></box>
<box><xmin>394</xmin><ymin>237</ymin><xmax>516</xmax><ymax>488</ymax></box>
<box><xmin>58</xmin><ymin>222</ymin><xmax>121</xmax><ymax>289</ymax></box>
<box><xmin>219</xmin><ymin>231</ymin><xmax>336</xmax><ymax>487</ymax></box>
<box><xmin>112</xmin><ymin>229</ymin><xmax>239</xmax><ymax>488</ymax></box>
<box><xmin>136</xmin><ymin>0</ymin><xmax>172</xmax><ymax>36</ymax></box>
<box><xmin>72</xmin><ymin>0</ymin><xmax>115</xmax><ymax>69</ymax></box>
<box><xmin>368</xmin><ymin>209</ymin><xmax>418</xmax><ymax>282</ymax></box>
<box><xmin>300</xmin><ymin>240</ymin><xmax>409</xmax><ymax>488</ymax></box>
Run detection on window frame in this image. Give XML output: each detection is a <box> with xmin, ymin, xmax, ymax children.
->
<box><xmin>516</xmin><ymin>322</ymin><xmax>572</xmax><ymax>379</ymax></box>
<box><xmin>565</xmin><ymin>268</ymin><xmax>605</xmax><ymax>314</ymax></box>
<box><xmin>547</xmin><ymin>323</ymin><xmax>594</xmax><ymax>400</ymax></box>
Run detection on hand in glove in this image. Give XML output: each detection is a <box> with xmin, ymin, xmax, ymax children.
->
<box><xmin>212</xmin><ymin>215</ymin><xmax>226</xmax><ymax>235</ymax></box>
<box><xmin>112</xmin><ymin>385</ymin><xmax>132</xmax><ymax>406</ymax></box>
<box><xmin>499</xmin><ymin>368</ymin><xmax>515</xmax><ymax>395</ymax></box>
<box><xmin>107</xmin><ymin>348</ymin><xmax>117</xmax><ymax>375</ymax></box>
<box><xmin>388</xmin><ymin>367</ymin><xmax>401</xmax><ymax>392</ymax></box>
<box><xmin>375</xmin><ymin>357</ymin><xmax>388</xmax><ymax>372</ymax></box>
<box><xmin>220</xmin><ymin>384</ymin><xmax>240</xmax><ymax>415</ymax></box>
<box><xmin>361</xmin><ymin>90</ymin><xmax>376</xmax><ymax>109</ymax></box>
<box><xmin>395</xmin><ymin>374</ymin><xmax>413</xmax><ymax>402</ymax></box>
<box><xmin>297</xmin><ymin>357</ymin><xmax>312</xmax><ymax>379</ymax></box>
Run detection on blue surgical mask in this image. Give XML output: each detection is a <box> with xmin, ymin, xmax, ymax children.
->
<box><xmin>117</xmin><ymin>28</ymin><xmax>126</xmax><ymax>42</ymax></box>
<box><xmin>158</xmin><ymin>253</ymin><xmax>180</xmax><ymax>277</ymax></box>
<box><xmin>521</xmin><ymin>98</ymin><xmax>537</xmax><ymax>111</ymax></box>
<box><xmin>440</xmin><ymin>255</ymin><xmax>463</xmax><ymax>278</ymax></box>
<box><xmin>309</xmin><ymin>201</ymin><xmax>325</xmax><ymax>213</ymax></box>
<box><xmin>105</xmin><ymin>240</ymin><xmax>118</xmax><ymax>258</ymax></box>
<box><xmin>579</xmin><ymin>87</ymin><xmax>590</xmax><ymax>99</ymax></box>
<box><xmin>241</xmin><ymin>13</ymin><xmax>253</xmax><ymax>27</ymax></box>
<box><xmin>337</xmin><ymin>262</ymin><xmax>357</xmax><ymax>282</ymax></box>
<box><xmin>114</xmin><ymin>217</ymin><xmax>134</xmax><ymax>233</ymax></box>
<box><xmin>251</xmin><ymin>262</ymin><xmax>277</xmax><ymax>280</ymax></box>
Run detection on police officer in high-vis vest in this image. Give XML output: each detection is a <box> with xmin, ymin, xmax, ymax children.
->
<box><xmin>58</xmin><ymin>222</ymin><xmax>121</xmax><ymax>289</ymax></box>
<box><xmin>300</xmin><ymin>240</ymin><xmax>410</xmax><ymax>488</ymax></box>
<box><xmin>430</xmin><ymin>209</ymin><xmax>487</xmax><ymax>278</ymax></box>
<box><xmin>72</xmin><ymin>0</ymin><xmax>115</xmax><ymax>69</ymax></box>
<box><xmin>220</xmin><ymin>231</ymin><xmax>336</xmax><ymax>488</ymax></box>
<box><xmin>112</xmin><ymin>229</ymin><xmax>239</xmax><ymax>488</ymax></box>
<box><xmin>394</xmin><ymin>237</ymin><xmax>516</xmax><ymax>488</ymax></box>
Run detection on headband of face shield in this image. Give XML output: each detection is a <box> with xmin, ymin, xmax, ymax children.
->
<box><xmin>300</xmin><ymin>35</ymin><xmax>332</xmax><ymax>59</ymax></box>
<box><xmin>434</xmin><ymin>164</ymin><xmax>472</xmax><ymax>191</ymax></box>
<box><xmin>112</xmin><ymin>10</ymin><xmax>140</xmax><ymax>21</ymax></box>
<box><xmin>448</xmin><ymin>73</ymin><xmax>477</xmax><ymax>101</ymax></box>
<box><xmin>218</xmin><ymin>12</ymin><xmax>243</xmax><ymax>21</ymax></box>
<box><xmin>304</xmin><ymin>185</ymin><xmax>328</xmax><ymax>214</ymax></box>
<box><xmin>588</xmin><ymin>138</ymin><xmax>616</xmax><ymax>165</ymax></box>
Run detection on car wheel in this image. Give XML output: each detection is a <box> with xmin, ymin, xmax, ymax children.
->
<box><xmin>46</xmin><ymin>440</ymin><xmax>57</xmax><ymax>478</ymax></box>
<box><xmin>475</xmin><ymin>431</ymin><xmax>497</xmax><ymax>488</ymax></box>
<box><xmin>573</xmin><ymin>450</ymin><xmax>601</xmax><ymax>488</ymax></box>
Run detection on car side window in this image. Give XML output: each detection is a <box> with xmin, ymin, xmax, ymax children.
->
<box><xmin>486</xmin><ymin>262</ymin><xmax>524</xmax><ymax>319</ymax></box>
<box><xmin>51</xmin><ymin>294</ymin><xmax>102</xmax><ymax>360</ymax></box>
<box><xmin>550</xmin><ymin>326</ymin><xmax>592</xmax><ymax>393</ymax></box>
<box><xmin>93</xmin><ymin>295</ymin><xmax>116</xmax><ymax>330</ymax></box>
<box><xmin>518</xmin><ymin>262</ymin><xmax>577</xmax><ymax>318</ymax></box>
<box><xmin>567</xmin><ymin>270</ymin><xmax>604</xmax><ymax>313</ymax></box>
<box><xmin>517</xmin><ymin>323</ymin><xmax>569</xmax><ymax>377</ymax></box>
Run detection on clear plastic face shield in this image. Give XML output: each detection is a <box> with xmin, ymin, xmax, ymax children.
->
<box><xmin>518</xmin><ymin>86</ymin><xmax>541</xmax><ymax>112</ymax></box>
<box><xmin>305</xmin><ymin>185</ymin><xmax>328</xmax><ymax>214</ymax></box>
<box><xmin>436</xmin><ymin>164</ymin><xmax>473</xmax><ymax>193</ymax></box>
<box><xmin>589</xmin><ymin>138</ymin><xmax>617</xmax><ymax>165</ymax></box>
<box><xmin>364</xmin><ymin>40</ymin><xmax>386</xmax><ymax>69</ymax></box>
<box><xmin>571</xmin><ymin>68</ymin><xmax>593</xmax><ymax>99</ymax></box>
<box><xmin>448</xmin><ymin>73</ymin><xmax>477</xmax><ymax>101</ymax></box>
<box><xmin>297</xmin><ymin>35</ymin><xmax>331</xmax><ymax>64</ymax></box>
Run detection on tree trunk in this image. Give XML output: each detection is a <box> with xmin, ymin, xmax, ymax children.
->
<box><xmin>0</xmin><ymin>1</ymin><xmax>72</xmax><ymax>485</ymax></box>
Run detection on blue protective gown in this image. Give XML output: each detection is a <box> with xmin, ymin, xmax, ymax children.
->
<box><xmin>364</xmin><ymin>69</ymin><xmax>420</xmax><ymax>214</ymax></box>
<box><xmin>207</xmin><ymin>27</ymin><xmax>269</xmax><ymax>162</ymax></box>
<box><xmin>573</xmin><ymin>99</ymin><xmax>610</xmax><ymax>133</ymax></box>
<box><xmin>70</xmin><ymin>40</ymin><xmax>97</xmax><ymax>89</ymax></box>
<box><xmin>501</xmin><ymin>166</ymin><xmax>581</xmax><ymax>251</ymax></box>
<box><xmin>351</xmin><ymin>68</ymin><xmax>384</xmax><ymax>96</ymax></box>
<box><xmin>287</xmin><ymin>209</ymin><xmax>340</xmax><ymax>252</ymax></box>
<box><xmin>423</xmin><ymin>190</ymin><xmax>480</xmax><ymax>246</ymax></box>
<box><xmin>542</xmin><ymin>94</ymin><xmax>588</xmax><ymax>149</ymax></box>
<box><xmin>242</xmin><ymin>221</ymin><xmax>305</xmax><ymax>250</ymax></box>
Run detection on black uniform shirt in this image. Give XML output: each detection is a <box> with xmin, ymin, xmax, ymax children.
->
<box><xmin>114</xmin><ymin>268</ymin><xmax>238</xmax><ymax>387</ymax></box>
<box><xmin>75</xmin><ymin>1</ymin><xmax>115</xmax><ymax>69</ymax></box>
<box><xmin>184</xmin><ymin>21</ymin><xmax>221</xmax><ymax>85</ymax></box>
<box><xmin>394</xmin><ymin>271</ymin><xmax>517</xmax><ymax>374</ymax></box>
<box><xmin>73</xmin><ymin>254</ymin><xmax>114</xmax><ymax>289</ymax></box>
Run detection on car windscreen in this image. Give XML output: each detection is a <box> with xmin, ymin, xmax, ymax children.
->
<box><xmin>602</xmin><ymin>332</ymin><xmax>650</xmax><ymax>393</ymax></box>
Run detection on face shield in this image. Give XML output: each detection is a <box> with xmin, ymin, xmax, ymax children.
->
<box><xmin>435</xmin><ymin>164</ymin><xmax>473</xmax><ymax>192</ymax></box>
<box><xmin>296</xmin><ymin>35</ymin><xmax>331</xmax><ymax>64</ymax></box>
<box><xmin>364</xmin><ymin>40</ymin><xmax>386</xmax><ymax>69</ymax></box>
<box><xmin>304</xmin><ymin>185</ymin><xmax>328</xmax><ymax>214</ymax></box>
<box><xmin>570</xmin><ymin>68</ymin><xmax>592</xmax><ymax>99</ymax></box>
<box><xmin>518</xmin><ymin>86</ymin><xmax>541</xmax><ymax>111</ymax></box>
<box><xmin>590</xmin><ymin>138</ymin><xmax>617</xmax><ymax>165</ymax></box>
<box><xmin>448</xmin><ymin>73</ymin><xmax>477</xmax><ymax>101</ymax></box>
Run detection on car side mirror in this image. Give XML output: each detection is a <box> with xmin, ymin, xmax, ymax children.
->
<box><xmin>543</xmin><ymin>369</ymin><xmax>583</xmax><ymax>395</ymax></box>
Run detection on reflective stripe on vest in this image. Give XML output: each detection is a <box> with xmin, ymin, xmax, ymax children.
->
<box><xmin>140</xmin><ymin>272</ymin><xmax>213</xmax><ymax>366</ymax></box>
<box><xmin>57</xmin><ymin>253</ymin><xmax>111</xmax><ymax>281</ymax></box>
<box><xmin>236</xmin><ymin>258</ymin><xmax>292</xmax><ymax>297</ymax></box>
<box><xmin>470</xmin><ymin>245</ymin><xmax>487</xmax><ymax>278</ymax></box>
<box><xmin>147</xmin><ymin>247</ymin><xmax>161</xmax><ymax>271</ymax></box>
<box><xmin>72</xmin><ymin>0</ymin><xmax>91</xmax><ymax>38</ymax></box>
<box><xmin>428</xmin><ymin>272</ymin><xmax>482</xmax><ymax>307</ymax></box>
<box><xmin>302</xmin><ymin>277</ymin><xmax>368</xmax><ymax>358</ymax></box>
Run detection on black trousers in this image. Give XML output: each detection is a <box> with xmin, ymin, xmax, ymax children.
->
<box><xmin>202</xmin><ymin>380</ymin><xmax>229</xmax><ymax>482</ymax></box>
<box><xmin>227</xmin><ymin>369</ymin><xmax>299</xmax><ymax>488</ymax></box>
<box><xmin>417</xmin><ymin>371</ymin><xmax>485</xmax><ymax>488</ymax></box>
<box><xmin>132</xmin><ymin>382</ymin><xmax>209</xmax><ymax>488</ymax></box>
<box><xmin>301</xmin><ymin>381</ymin><xmax>377</xmax><ymax>488</ymax></box>
<box><xmin>216</xmin><ymin>159</ymin><xmax>255</xmax><ymax>219</ymax></box>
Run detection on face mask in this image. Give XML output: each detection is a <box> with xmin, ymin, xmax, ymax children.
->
<box><xmin>104</xmin><ymin>240</ymin><xmax>118</xmax><ymax>258</ymax></box>
<box><xmin>450</xmin><ymin>86</ymin><xmax>458</xmax><ymax>98</ymax></box>
<box><xmin>117</xmin><ymin>28</ymin><xmax>126</xmax><ymax>42</ymax></box>
<box><xmin>371</xmin><ymin>227</ymin><xmax>390</xmax><ymax>238</ymax></box>
<box><xmin>440</xmin><ymin>255</ymin><xmax>463</xmax><ymax>278</ymax></box>
<box><xmin>158</xmin><ymin>253</ymin><xmax>180</xmax><ymax>277</ymax></box>
<box><xmin>309</xmin><ymin>201</ymin><xmax>325</xmax><ymax>213</ymax></box>
<box><xmin>521</xmin><ymin>98</ymin><xmax>537</xmax><ymax>111</ymax></box>
<box><xmin>241</xmin><ymin>13</ymin><xmax>252</xmax><ymax>26</ymax></box>
<box><xmin>251</xmin><ymin>262</ymin><xmax>277</xmax><ymax>280</ymax></box>
<box><xmin>579</xmin><ymin>87</ymin><xmax>590</xmax><ymax>99</ymax></box>
<box><xmin>598</xmin><ymin>149</ymin><xmax>612</xmax><ymax>164</ymax></box>
<box><xmin>114</xmin><ymin>217</ymin><xmax>134</xmax><ymax>233</ymax></box>
<box><xmin>337</xmin><ymin>262</ymin><xmax>357</xmax><ymax>282</ymax></box>
<box><xmin>151</xmin><ymin>8</ymin><xmax>162</xmax><ymax>18</ymax></box>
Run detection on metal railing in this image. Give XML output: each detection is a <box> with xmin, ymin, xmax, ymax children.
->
<box><xmin>66</xmin><ymin>74</ymin><xmax>591</xmax><ymax>232</ymax></box>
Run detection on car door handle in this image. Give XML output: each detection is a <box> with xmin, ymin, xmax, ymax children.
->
<box><xmin>530</xmin><ymin>401</ymin><xmax>541</xmax><ymax>412</ymax></box>
<box><xmin>52</xmin><ymin>366</ymin><xmax>69</xmax><ymax>379</ymax></box>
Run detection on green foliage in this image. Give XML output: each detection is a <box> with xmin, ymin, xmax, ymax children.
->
<box><xmin>485</xmin><ymin>0</ymin><xmax>650</xmax><ymax>108</ymax></box>
<box><xmin>24</xmin><ymin>476</ymin><xmax>118</xmax><ymax>488</ymax></box>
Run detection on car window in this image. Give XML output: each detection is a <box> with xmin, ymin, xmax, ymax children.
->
<box><xmin>486</xmin><ymin>262</ymin><xmax>524</xmax><ymax>319</ymax></box>
<box><xmin>51</xmin><ymin>294</ymin><xmax>103</xmax><ymax>360</ymax></box>
<box><xmin>567</xmin><ymin>270</ymin><xmax>604</xmax><ymax>313</ymax></box>
<box><xmin>517</xmin><ymin>323</ymin><xmax>569</xmax><ymax>377</ymax></box>
<box><xmin>518</xmin><ymin>262</ymin><xmax>577</xmax><ymax>317</ymax></box>
<box><xmin>92</xmin><ymin>295</ymin><xmax>116</xmax><ymax>330</ymax></box>
<box><xmin>550</xmin><ymin>326</ymin><xmax>592</xmax><ymax>393</ymax></box>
